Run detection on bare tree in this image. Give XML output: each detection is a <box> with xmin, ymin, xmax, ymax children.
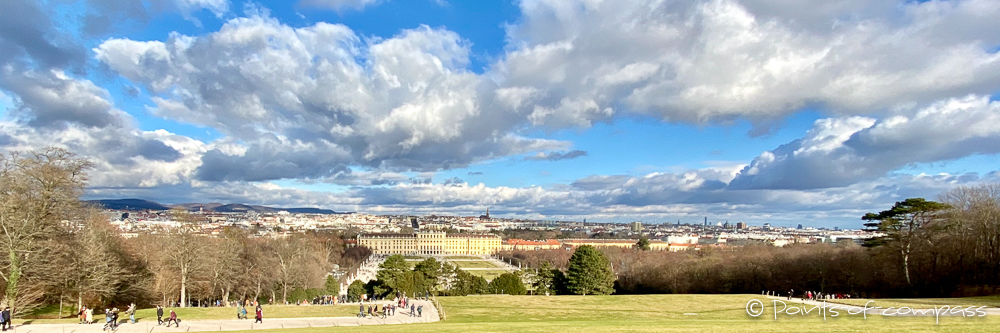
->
<box><xmin>162</xmin><ymin>209</ymin><xmax>208</xmax><ymax>307</ymax></box>
<box><xmin>0</xmin><ymin>148</ymin><xmax>92</xmax><ymax>314</ymax></box>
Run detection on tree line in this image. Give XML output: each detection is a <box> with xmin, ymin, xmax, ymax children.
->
<box><xmin>501</xmin><ymin>184</ymin><xmax>1000</xmax><ymax>298</ymax></box>
<box><xmin>0</xmin><ymin>149</ymin><xmax>369</xmax><ymax>317</ymax></box>
<box><xmin>349</xmin><ymin>246</ymin><xmax>617</xmax><ymax>300</ymax></box>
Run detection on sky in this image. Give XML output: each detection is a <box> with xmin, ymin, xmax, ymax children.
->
<box><xmin>2</xmin><ymin>0</ymin><xmax>1000</xmax><ymax>228</ymax></box>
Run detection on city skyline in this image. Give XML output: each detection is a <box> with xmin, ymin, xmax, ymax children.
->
<box><xmin>2</xmin><ymin>0</ymin><xmax>1000</xmax><ymax>228</ymax></box>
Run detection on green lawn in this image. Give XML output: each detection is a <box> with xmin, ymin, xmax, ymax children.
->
<box><xmin>465</xmin><ymin>270</ymin><xmax>509</xmax><ymax>281</ymax></box>
<box><xmin>240</xmin><ymin>294</ymin><xmax>996</xmax><ymax>333</ymax></box>
<box><xmin>443</xmin><ymin>256</ymin><xmax>486</xmax><ymax>260</ymax></box>
<box><xmin>826</xmin><ymin>296</ymin><xmax>1000</xmax><ymax>309</ymax></box>
<box><xmin>449</xmin><ymin>260</ymin><xmax>500</xmax><ymax>269</ymax></box>
<box><xmin>17</xmin><ymin>304</ymin><xmax>358</xmax><ymax>325</ymax></box>
<box><xmin>19</xmin><ymin>295</ymin><xmax>1000</xmax><ymax>332</ymax></box>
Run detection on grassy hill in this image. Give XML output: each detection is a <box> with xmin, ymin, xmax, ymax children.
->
<box><xmin>21</xmin><ymin>294</ymin><xmax>999</xmax><ymax>332</ymax></box>
<box><xmin>259</xmin><ymin>294</ymin><xmax>995</xmax><ymax>332</ymax></box>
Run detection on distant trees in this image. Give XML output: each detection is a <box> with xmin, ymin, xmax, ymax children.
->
<box><xmin>635</xmin><ymin>237</ymin><xmax>651</xmax><ymax>251</ymax></box>
<box><xmin>566</xmin><ymin>246</ymin><xmax>616</xmax><ymax>295</ymax></box>
<box><xmin>346</xmin><ymin>280</ymin><xmax>365</xmax><ymax>301</ymax></box>
<box><xmin>488</xmin><ymin>272</ymin><xmax>526</xmax><ymax>295</ymax></box>
<box><xmin>448</xmin><ymin>269</ymin><xmax>488</xmax><ymax>296</ymax></box>
<box><xmin>532</xmin><ymin>262</ymin><xmax>556</xmax><ymax>295</ymax></box>
<box><xmin>325</xmin><ymin>275</ymin><xmax>339</xmax><ymax>296</ymax></box>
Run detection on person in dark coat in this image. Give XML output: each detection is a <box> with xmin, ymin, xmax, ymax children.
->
<box><xmin>1</xmin><ymin>307</ymin><xmax>10</xmax><ymax>331</ymax></box>
<box><xmin>156</xmin><ymin>306</ymin><xmax>164</xmax><ymax>325</ymax></box>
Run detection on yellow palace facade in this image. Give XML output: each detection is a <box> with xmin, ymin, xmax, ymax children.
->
<box><xmin>357</xmin><ymin>231</ymin><xmax>503</xmax><ymax>255</ymax></box>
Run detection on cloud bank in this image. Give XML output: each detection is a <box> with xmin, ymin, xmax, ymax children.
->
<box><xmin>1</xmin><ymin>0</ymin><xmax>999</xmax><ymax>226</ymax></box>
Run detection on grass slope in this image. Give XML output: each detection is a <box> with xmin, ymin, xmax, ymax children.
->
<box><xmin>827</xmin><ymin>296</ymin><xmax>1000</xmax><ymax>309</ymax></box>
<box><xmin>241</xmin><ymin>294</ymin><xmax>997</xmax><ymax>333</ymax></box>
<box><xmin>450</xmin><ymin>261</ymin><xmax>501</xmax><ymax>269</ymax></box>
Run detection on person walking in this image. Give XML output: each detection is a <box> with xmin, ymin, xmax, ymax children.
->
<box><xmin>166</xmin><ymin>310</ymin><xmax>179</xmax><ymax>328</ymax></box>
<box><xmin>238</xmin><ymin>306</ymin><xmax>247</xmax><ymax>320</ymax></box>
<box><xmin>103</xmin><ymin>308</ymin><xmax>112</xmax><ymax>331</ymax></box>
<box><xmin>417</xmin><ymin>305</ymin><xmax>422</xmax><ymax>318</ymax></box>
<box><xmin>410</xmin><ymin>304</ymin><xmax>415</xmax><ymax>317</ymax></box>
<box><xmin>110</xmin><ymin>308</ymin><xmax>119</xmax><ymax>330</ymax></box>
<box><xmin>254</xmin><ymin>305</ymin><xmax>263</xmax><ymax>323</ymax></box>
<box><xmin>156</xmin><ymin>305</ymin><xmax>163</xmax><ymax>325</ymax></box>
<box><xmin>3</xmin><ymin>307</ymin><xmax>11</xmax><ymax>331</ymax></box>
<box><xmin>127</xmin><ymin>303</ymin><xmax>137</xmax><ymax>324</ymax></box>
<box><xmin>0</xmin><ymin>307</ymin><xmax>6</xmax><ymax>331</ymax></box>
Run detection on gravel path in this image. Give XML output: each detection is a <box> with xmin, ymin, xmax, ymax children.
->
<box><xmin>10</xmin><ymin>300</ymin><xmax>439</xmax><ymax>333</ymax></box>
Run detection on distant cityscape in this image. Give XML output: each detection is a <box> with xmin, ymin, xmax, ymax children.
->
<box><xmin>92</xmin><ymin>198</ymin><xmax>881</xmax><ymax>250</ymax></box>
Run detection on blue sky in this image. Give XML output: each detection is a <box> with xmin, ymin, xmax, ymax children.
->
<box><xmin>3</xmin><ymin>0</ymin><xmax>1000</xmax><ymax>228</ymax></box>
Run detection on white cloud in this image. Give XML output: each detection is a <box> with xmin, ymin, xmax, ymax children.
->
<box><xmin>8</xmin><ymin>0</ymin><xmax>999</xmax><ymax>227</ymax></box>
<box><xmin>729</xmin><ymin>95</ymin><xmax>1000</xmax><ymax>190</ymax></box>
<box><xmin>96</xmin><ymin>16</ymin><xmax>570</xmax><ymax>179</ymax></box>
<box><xmin>500</xmin><ymin>0</ymin><xmax>1000</xmax><ymax>128</ymax></box>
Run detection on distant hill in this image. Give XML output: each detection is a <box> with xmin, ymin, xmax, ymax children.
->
<box><xmin>87</xmin><ymin>199</ymin><xmax>170</xmax><ymax>211</ymax></box>
<box><xmin>283</xmin><ymin>207</ymin><xmax>337</xmax><ymax>214</ymax></box>
<box><xmin>171</xmin><ymin>203</ymin><xmax>225</xmax><ymax>211</ymax></box>
<box><xmin>87</xmin><ymin>198</ymin><xmax>337</xmax><ymax>214</ymax></box>
<box><xmin>212</xmin><ymin>203</ymin><xmax>264</xmax><ymax>212</ymax></box>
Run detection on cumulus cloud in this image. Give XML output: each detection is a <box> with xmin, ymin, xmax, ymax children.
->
<box><xmin>3</xmin><ymin>69</ymin><xmax>121</xmax><ymax>129</ymax></box>
<box><xmin>95</xmin><ymin>16</ymin><xmax>570</xmax><ymax>180</ymax></box>
<box><xmin>500</xmin><ymin>0</ymin><xmax>1000</xmax><ymax>131</ymax></box>
<box><xmin>524</xmin><ymin>149</ymin><xmax>587</xmax><ymax>161</ymax></box>
<box><xmin>0</xmin><ymin>0</ymin><xmax>205</xmax><ymax>189</ymax></box>
<box><xmin>81</xmin><ymin>0</ymin><xmax>229</xmax><ymax>35</ymax></box>
<box><xmin>729</xmin><ymin>95</ymin><xmax>1000</xmax><ymax>190</ymax></box>
<box><xmin>7</xmin><ymin>0</ymin><xmax>1000</xmax><ymax>227</ymax></box>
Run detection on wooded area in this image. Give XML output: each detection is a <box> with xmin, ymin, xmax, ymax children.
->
<box><xmin>502</xmin><ymin>184</ymin><xmax>1000</xmax><ymax>298</ymax></box>
<box><xmin>0</xmin><ymin>149</ymin><xmax>369</xmax><ymax>317</ymax></box>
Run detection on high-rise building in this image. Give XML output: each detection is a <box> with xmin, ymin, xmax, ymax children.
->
<box><xmin>736</xmin><ymin>222</ymin><xmax>747</xmax><ymax>230</ymax></box>
<box><xmin>629</xmin><ymin>221</ymin><xmax>643</xmax><ymax>233</ymax></box>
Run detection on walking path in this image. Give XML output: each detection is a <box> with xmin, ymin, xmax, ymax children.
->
<box><xmin>11</xmin><ymin>301</ymin><xmax>439</xmax><ymax>333</ymax></box>
<box><xmin>487</xmin><ymin>255</ymin><xmax>520</xmax><ymax>272</ymax></box>
<box><xmin>338</xmin><ymin>255</ymin><xmax>387</xmax><ymax>294</ymax></box>
<box><xmin>766</xmin><ymin>296</ymin><xmax>1000</xmax><ymax>316</ymax></box>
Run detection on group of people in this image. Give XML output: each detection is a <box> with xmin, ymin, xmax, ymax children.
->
<box><xmin>356</xmin><ymin>298</ymin><xmax>423</xmax><ymax>319</ymax></box>
<box><xmin>784</xmin><ymin>289</ymin><xmax>855</xmax><ymax>301</ymax></box>
<box><xmin>77</xmin><ymin>303</ymin><xmax>140</xmax><ymax>331</ymax></box>
<box><xmin>155</xmin><ymin>305</ymin><xmax>181</xmax><ymax>327</ymax></box>
<box><xmin>234</xmin><ymin>305</ymin><xmax>264</xmax><ymax>323</ymax></box>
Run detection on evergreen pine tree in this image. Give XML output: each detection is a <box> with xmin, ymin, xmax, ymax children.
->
<box><xmin>566</xmin><ymin>245</ymin><xmax>615</xmax><ymax>295</ymax></box>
